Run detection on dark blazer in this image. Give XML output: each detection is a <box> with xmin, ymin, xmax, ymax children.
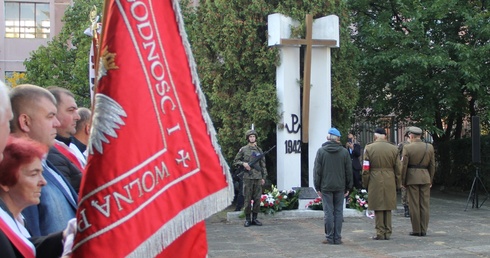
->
<box><xmin>47</xmin><ymin>146</ymin><xmax>83</xmax><ymax>192</ymax></box>
<box><xmin>0</xmin><ymin>230</ymin><xmax>63</xmax><ymax>258</ymax></box>
<box><xmin>22</xmin><ymin>160</ymin><xmax>78</xmax><ymax>237</ymax></box>
<box><xmin>349</xmin><ymin>143</ymin><xmax>362</xmax><ymax>170</ymax></box>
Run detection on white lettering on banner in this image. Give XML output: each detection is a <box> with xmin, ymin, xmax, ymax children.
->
<box><xmin>167</xmin><ymin>124</ymin><xmax>181</xmax><ymax>136</ymax></box>
<box><xmin>126</xmin><ymin>0</ymin><xmax>178</xmax><ymax>119</ymax></box>
<box><xmin>78</xmin><ymin>161</ymin><xmax>171</xmax><ymax>232</ymax></box>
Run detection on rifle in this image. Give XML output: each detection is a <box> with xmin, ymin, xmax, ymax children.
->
<box><xmin>235</xmin><ymin>145</ymin><xmax>276</xmax><ymax>180</ymax></box>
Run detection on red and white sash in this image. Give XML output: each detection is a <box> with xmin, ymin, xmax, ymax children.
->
<box><xmin>54</xmin><ymin>141</ymin><xmax>85</xmax><ymax>172</ymax></box>
<box><xmin>0</xmin><ymin>208</ymin><xmax>35</xmax><ymax>258</ymax></box>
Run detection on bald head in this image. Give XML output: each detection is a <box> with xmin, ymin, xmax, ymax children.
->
<box><xmin>0</xmin><ymin>80</ymin><xmax>13</xmax><ymax>161</ymax></box>
<box><xmin>74</xmin><ymin>107</ymin><xmax>92</xmax><ymax>145</ymax></box>
<box><xmin>75</xmin><ymin>107</ymin><xmax>91</xmax><ymax>132</ymax></box>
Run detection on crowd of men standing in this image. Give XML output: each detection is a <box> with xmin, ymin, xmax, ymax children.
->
<box><xmin>0</xmin><ymin>81</ymin><xmax>91</xmax><ymax>257</ymax></box>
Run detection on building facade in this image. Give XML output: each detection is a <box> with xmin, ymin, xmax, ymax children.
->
<box><xmin>0</xmin><ymin>0</ymin><xmax>73</xmax><ymax>82</ymax></box>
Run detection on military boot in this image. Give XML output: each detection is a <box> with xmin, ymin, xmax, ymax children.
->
<box><xmin>244</xmin><ymin>214</ymin><xmax>251</xmax><ymax>227</ymax></box>
<box><xmin>235</xmin><ymin>194</ymin><xmax>244</xmax><ymax>211</ymax></box>
<box><xmin>251</xmin><ymin>213</ymin><xmax>262</xmax><ymax>226</ymax></box>
<box><xmin>404</xmin><ymin>205</ymin><xmax>410</xmax><ymax>218</ymax></box>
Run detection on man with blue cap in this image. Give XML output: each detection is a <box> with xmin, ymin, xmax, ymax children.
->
<box><xmin>314</xmin><ymin>128</ymin><xmax>353</xmax><ymax>245</ymax></box>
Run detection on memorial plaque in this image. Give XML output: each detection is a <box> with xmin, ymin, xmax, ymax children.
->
<box><xmin>293</xmin><ymin>187</ymin><xmax>319</xmax><ymax>199</ymax></box>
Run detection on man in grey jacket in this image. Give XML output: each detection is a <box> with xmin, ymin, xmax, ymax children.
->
<box><xmin>314</xmin><ymin>128</ymin><xmax>353</xmax><ymax>245</ymax></box>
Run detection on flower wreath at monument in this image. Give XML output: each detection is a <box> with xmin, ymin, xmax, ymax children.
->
<box><xmin>348</xmin><ymin>188</ymin><xmax>368</xmax><ymax>212</ymax></box>
<box><xmin>259</xmin><ymin>185</ymin><xmax>300</xmax><ymax>215</ymax></box>
<box><xmin>306</xmin><ymin>197</ymin><xmax>323</xmax><ymax>210</ymax></box>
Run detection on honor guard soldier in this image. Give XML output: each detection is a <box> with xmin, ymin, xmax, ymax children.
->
<box><xmin>233</xmin><ymin>129</ymin><xmax>267</xmax><ymax>227</ymax></box>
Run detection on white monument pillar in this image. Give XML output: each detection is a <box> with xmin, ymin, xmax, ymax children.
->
<box><xmin>268</xmin><ymin>14</ymin><xmax>301</xmax><ymax>191</ymax></box>
<box><xmin>308</xmin><ymin>15</ymin><xmax>340</xmax><ymax>187</ymax></box>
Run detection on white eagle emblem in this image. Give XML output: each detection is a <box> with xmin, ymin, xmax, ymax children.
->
<box><xmin>88</xmin><ymin>94</ymin><xmax>128</xmax><ymax>154</ymax></box>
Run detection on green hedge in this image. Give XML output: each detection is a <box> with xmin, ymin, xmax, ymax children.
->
<box><xmin>434</xmin><ymin>135</ymin><xmax>490</xmax><ymax>191</ymax></box>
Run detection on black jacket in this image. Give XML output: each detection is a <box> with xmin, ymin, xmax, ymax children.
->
<box><xmin>349</xmin><ymin>143</ymin><xmax>362</xmax><ymax>170</ymax></box>
<box><xmin>47</xmin><ymin>146</ymin><xmax>82</xmax><ymax>193</ymax></box>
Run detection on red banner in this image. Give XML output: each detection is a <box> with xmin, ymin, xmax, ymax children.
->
<box><xmin>72</xmin><ymin>0</ymin><xmax>233</xmax><ymax>257</ymax></box>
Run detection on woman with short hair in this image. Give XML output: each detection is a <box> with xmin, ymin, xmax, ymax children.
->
<box><xmin>0</xmin><ymin>136</ymin><xmax>75</xmax><ymax>258</ymax></box>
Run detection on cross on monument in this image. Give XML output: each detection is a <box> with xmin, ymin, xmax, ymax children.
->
<box><xmin>280</xmin><ymin>14</ymin><xmax>337</xmax><ymax>143</ymax></box>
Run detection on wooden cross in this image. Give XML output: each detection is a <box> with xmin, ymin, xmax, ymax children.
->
<box><xmin>280</xmin><ymin>14</ymin><xmax>337</xmax><ymax>143</ymax></box>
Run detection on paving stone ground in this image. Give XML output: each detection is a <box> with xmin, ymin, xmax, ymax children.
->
<box><xmin>205</xmin><ymin>189</ymin><xmax>490</xmax><ymax>258</ymax></box>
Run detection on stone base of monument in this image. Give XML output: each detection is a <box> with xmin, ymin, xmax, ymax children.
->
<box><xmin>226</xmin><ymin>208</ymin><xmax>363</xmax><ymax>222</ymax></box>
<box><xmin>226</xmin><ymin>187</ymin><xmax>368</xmax><ymax>222</ymax></box>
<box><xmin>294</xmin><ymin>187</ymin><xmax>319</xmax><ymax>210</ymax></box>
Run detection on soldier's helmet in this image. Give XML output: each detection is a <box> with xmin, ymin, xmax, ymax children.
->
<box><xmin>245</xmin><ymin>129</ymin><xmax>257</xmax><ymax>140</ymax></box>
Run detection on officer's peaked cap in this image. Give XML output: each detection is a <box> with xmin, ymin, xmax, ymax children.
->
<box><xmin>406</xmin><ymin>126</ymin><xmax>423</xmax><ymax>135</ymax></box>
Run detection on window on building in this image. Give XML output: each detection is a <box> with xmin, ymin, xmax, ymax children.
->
<box><xmin>5</xmin><ymin>2</ymin><xmax>50</xmax><ymax>38</ymax></box>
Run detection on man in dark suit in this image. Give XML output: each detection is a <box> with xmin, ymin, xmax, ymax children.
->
<box><xmin>46</xmin><ymin>86</ymin><xmax>83</xmax><ymax>192</ymax></box>
<box><xmin>9</xmin><ymin>84</ymin><xmax>78</xmax><ymax>237</ymax></box>
<box><xmin>401</xmin><ymin>126</ymin><xmax>435</xmax><ymax>237</ymax></box>
<box><xmin>346</xmin><ymin>133</ymin><xmax>362</xmax><ymax>190</ymax></box>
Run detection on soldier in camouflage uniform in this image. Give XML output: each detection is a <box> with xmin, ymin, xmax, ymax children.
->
<box><xmin>233</xmin><ymin>129</ymin><xmax>267</xmax><ymax>227</ymax></box>
<box><xmin>398</xmin><ymin>132</ymin><xmax>411</xmax><ymax>217</ymax></box>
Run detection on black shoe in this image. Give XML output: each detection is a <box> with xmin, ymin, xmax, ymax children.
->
<box><xmin>322</xmin><ymin>239</ymin><xmax>334</xmax><ymax>245</ymax></box>
<box><xmin>372</xmin><ymin>235</ymin><xmax>385</xmax><ymax>240</ymax></box>
<box><xmin>244</xmin><ymin>220</ymin><xmax>251</xmax><ymax>227</ymax></box>
<box><xmin>409</xmin><ymin>232</ymin><xmax>421</xmax><ymax>236</ymax></box>
<box><xmin>421</xmin><ymin>232</ymin><xmax>426</xmax><ymax>236</ymax></box>
<box><xmin>251</xmin><ymin>219</ymin><xmax>262</xmax><ymax>226</ymax></box>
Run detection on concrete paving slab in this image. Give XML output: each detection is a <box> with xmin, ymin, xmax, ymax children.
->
<box><xmin>206</xmin><ymin>189</ymin><xmax>490</xmax><ymax>258</ymax></box>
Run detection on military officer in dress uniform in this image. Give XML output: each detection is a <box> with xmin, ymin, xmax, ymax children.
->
<box><xmin>362</xmin><ymin>128</ymin><xmax>401</xmax><ymax>240</ymax></box>
<box><xmin>233</xmin><ymin>129</ymin><xmax>267</xmax><ymax>227</ymax></box>
<box><xmin>401</xmin><ymin>126</ymin><xmax>435</xmax><ymax>237</ymax></box>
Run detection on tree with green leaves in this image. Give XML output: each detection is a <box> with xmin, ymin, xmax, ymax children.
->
<box><xmin>24</xmin><ymin>0</ymin><xmax>103</xmax><ymax>107</ymax></box>
<box><xmin>24</xmin><ymin>0</ymin><xmax>359</xmax><ymax>185</ymax></box>
<box><xmin>350</xmin><ymin>0</ymin><xmax>490</xmax><ymax>143</ymax></box>
<box><xmin>182</xmin><ymin>0</ymin><xmax>359</xmax><ymax>183</ymax></box>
